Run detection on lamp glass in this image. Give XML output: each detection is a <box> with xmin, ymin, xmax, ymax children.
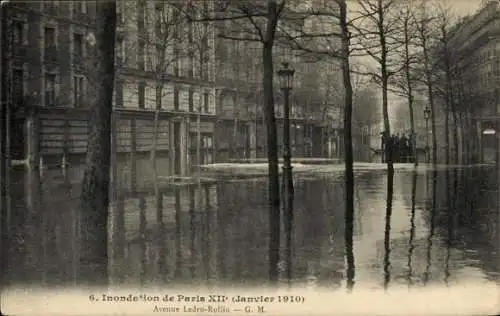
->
<box><xmin>277</xmin><ymin>62</ymin><xmax>295</xmax><ymax>90</ymax></box>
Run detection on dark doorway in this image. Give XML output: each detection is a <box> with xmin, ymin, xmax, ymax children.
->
<box><xmin>173</xmin><ymin>122</ymin><xmax>181</xmax><ymax>175</ymax></box>
<box><xmin>238</xmin><ymin>124</ymin><xmax>250</xmax><ymax>159</ymax></box>
<box><xmin>311</xmin><ymin>126</ymin><xmax>323</xmax><ymax>158</ymax></box>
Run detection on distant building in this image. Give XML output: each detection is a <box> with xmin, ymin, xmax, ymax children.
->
<box><xmin>213</xmin><ymin>0</ymin><xmax>344</xmax><ymax>161</ymax></box>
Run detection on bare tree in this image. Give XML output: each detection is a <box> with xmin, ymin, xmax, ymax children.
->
<box><xmin>335</xmin><ymin>0</ymin><xmax>356</xmax><ymax>291</ymax></box>
<box><xmin>413</xmin><ymin>0</ymin><xmax>438</xmax><ymax>164</ymax></box>
<box><xmin>389</xmin><ymin>4</ymin><xmax>420</xmax><ymax>165</ymax></box>
<box><xmin>185</xmin><ymin>0</ymin><xmax>287</xmax><ymax>283</ymax></box>
<box><xmin>353</xmin><ymin>0</ymin><xmax>404</xmax><ymax>168</ymax></box>
<box><xmin>142</xmin><ymin>1</ymin><xmax>185</xmax><ymax>169</ymax></box>
<box><xmin>79</xmin><ymin>0</ymin><xmax>116</xmax><ymax>286</ymax></box>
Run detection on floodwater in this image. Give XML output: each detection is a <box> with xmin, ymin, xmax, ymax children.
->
<box><xmin>3</xmin><ymin>156</ymin><xmax>500</xmax><ymax>290</ymax></box>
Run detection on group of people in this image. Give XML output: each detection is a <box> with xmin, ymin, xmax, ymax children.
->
<box><xmin>380</xmin><ymin>131</ymin><xmax>416</xmax><ymax>163</ymax></box>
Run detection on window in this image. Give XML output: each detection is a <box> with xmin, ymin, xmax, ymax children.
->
<box><xmin>73</xmin><ymin>76</ymin><xmax>84</xmax><ymax>107</ymax></box>
<box><xmin>73</xmin><ymin>33</ymin><xmax>83</xmax><ymax>57</ymax></box>
<box><xmin>45</xmin><ymin>73</ymin><xmax>56</xmax><ymax>107</ymax></box>
<box><xmin>12</xmin><ymin>20</ymin><xmax>24</xmax><ymax>45</ymax></box>
<box><xmin>174</xmin><ymin>87</ymin><xmax>179</xmax><ymax>110</ymax></box>
<box><xmin>44</xmin><ymin>26</ymin><xmax>56</xmax><ymax>56</ymax></box>
<box><xmin>74</xmin><ymin>1</ymin><xmax>87</xmax><ymax>14</ymax></box>
<box><xmin>203</xmin><ymin>92</ymin><xmax>209</xmax><ymax>113</ymax></box>
<box><xmin>44</xmin><ymin>27</ymin><xmax>56</xmax><ymax>47</ymax></box>
<box><xmin>155</xmin><ymin>3</ymin><xmax>162</xmax><ymax>35</ymax></box>
<box><xmin>12</xmin><ymin>68</ymin><xmax>24</xmax><ymax>107</ymax></box>
<box><xmin>138</xmin><ymin>83</ymin><xmax>145</xmax><ymax>109</ymax></box>
<box><xmin>188</xmin><ymin>90</ymin><xmax>194</xmax><ymax>112</ymax></box>
<box><xmin>73</xmin><ymin>33</ymin><xmax>83</xmax><ymax>65</ymax></box>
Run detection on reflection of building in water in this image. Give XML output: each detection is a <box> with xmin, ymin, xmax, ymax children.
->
<box><xmin>7</xmin><ymin>164</ymin><xmax>498</xmax><ymax>287</ymax></box>
<box><xmin>420</xmin><ymin>168</ymin><xmax>499</xmax><ymax>283</ymax></box>
<box><xmin>113</xmin><ymin>182</ymin><xmax>220</xmax><ymax>285</ymax></box>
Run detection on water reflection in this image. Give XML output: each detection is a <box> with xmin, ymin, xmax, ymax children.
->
<box><xmin>383</xmin><ymin>168</ymin><xmax>394</xmax><ymax>290</ymax></box>
<box><xmin>444</xmin><ymin>169</ymin><xmax>454</xmax><ymax>286</ymax></box>
<box><xmin>4</xmin><ymin>157</ymin><xmax>500</xmax><ymax>290</ymax></box>
<box><xmin>345</xmin><ymin>184</ymin><xmax>355</xmax><ymax>291</ymax></box>
<box><xmin>423</xmin><ymin>169</ymin><xmax>438</xmax><ymax>285</ymax></box>
<box><xmin>407</xmin><ymin>169</ymin><xmax>417</xmax><ymax>286</ymax></box>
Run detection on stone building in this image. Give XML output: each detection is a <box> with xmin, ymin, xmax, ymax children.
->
<box><xmin>4</xmin><ymin>0</ymin><xmax>341</xmax><ymax>176</ymax></box>
<box><xmin>4</xmin><ymin>0</ymin><xmax>217</xmax><ymax>176</ymax></box>
<box><xmin>433</xmin><ymin>0</ymin><xmax>500</xmax><ymax>164</ymax></box>
<box><xmin>213</xmin><ymin>0</ymin><xmax>344</xmax><ymax>162</ymax></box>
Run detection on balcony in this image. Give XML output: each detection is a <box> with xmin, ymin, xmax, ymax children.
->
<box><xmin>44</xmin><ymin>46</ymin><xmax>59</xmax><ymax>64</ymax></box>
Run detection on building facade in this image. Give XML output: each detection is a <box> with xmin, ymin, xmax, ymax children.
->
<box><xmin>4</xmin><ymin>0</ymin><xmax>340</xmax><ymax>176</ymax></box>
<box><xmin>433</xmin><ymin>0</ymin><xmax>500</xmax><ymax>164</ymax></box>
<box><xmin>5</xmin><ymin>0</ymin><xmax>218</xmax><ymax>176</ymax></box>
<box><xmin>213</xmin><ymin>0</ymin><xmax>344</xmax><ymax>162</ymax></box>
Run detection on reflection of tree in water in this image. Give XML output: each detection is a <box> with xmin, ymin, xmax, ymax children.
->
<box><xmin>383</xmin><ymin>168</ymin><xmax>394</xmax><ymax>290</ymax></box>
<box><xmin>423</xmin><ymin>167</ymin><xmax>499</xmax><ymax>283</ymax></box>
<box><xmin>423</xmin><ymin>169</ymin><xmax>438</xmax><ymax>285</ymax></box>
<box><xmin>10</xmin><ymin>166</ymin><xmax>497</xmax><ymax>289</ymax></box>
<box><xmin>407</xmin><ymin>169</ymin><xmax>418</xmax><ymax>286</ymax></box>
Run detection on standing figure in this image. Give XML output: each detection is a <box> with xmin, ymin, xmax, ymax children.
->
<box><xmin>400</xmin><ymin>133</ymin><xmax>408</xmax><ymax>163</ymax></box>
<box><xmin>392</xmin><ymin>134</ymin><xmax>399</xmax><ymax>163</ymax></box>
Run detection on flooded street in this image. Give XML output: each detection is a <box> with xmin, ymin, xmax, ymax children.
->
<box><xmin>4</xmin><ymin>158</ymin><xmax>499</xmax><ymax>290</ymax></box>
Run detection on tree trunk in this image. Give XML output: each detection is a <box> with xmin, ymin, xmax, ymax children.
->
<box><xmin>458</xmin><ymin>112</ymin><xmax>465</xmax><ymax>165</ymax></box>
<box><xmin>197</xmin><ymin>94</ymin><xmax>202</xmax><ymax>174</ymax></box>
<box><xmin>151</xmin><ymin>85</ymin><xmax>163</xmax><ymax>170</ymax></box>
<box><xmin>263</xmin><ymin>0</ymin><xmax>280</xmax><ymax>284</ymax></box>
<box><xmin>443</xmin><ymin>29</ymin><xmax>452</xmax><ymax>166</ymax></box>
<box><xmin>377</xmin><ymin>0</ymin><xmax>393</xmax><ymax>171</ymax></box>
<box><xmin>79</xmin><ymin>1</ymin><xmax>116</xmax><ymax>286</ymax></box>
<box><xmin>339</xmin><ymin>0</ymin><xmax>355</xmax><ymax>291</ymax></box>
<box><xmin>452</xmin><ymin>110</ymin><xmax>459</xmax><ymax>165</ymax></box>
<box><xmin>403</xmin><ymin>15</ymin><xmax>417</xmax><ymax>166</ymax></box>
<box><xmin>465</xmin><ymin>111</ymin><xmax>473</xmax><ymax>163</ymax></box>
<box><xmin>421</xmin><ymin>36</ymin><xmax>438</xmax><ymax>164</ymax></box>
<box><xmin>445</xmin><ymin>103</ymin><xmax>450</xmax><ymax>165</ymax></box>
<box><xmin>383</xmin><ymin>166</ymin><xmax>394</xmax><ymax>290</ymax></box>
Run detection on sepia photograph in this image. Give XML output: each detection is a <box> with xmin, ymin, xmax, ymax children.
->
<box><xmin>0</xmin><ymin>0</ymin><xmax>499</xmax><ymax>315</ymax></box>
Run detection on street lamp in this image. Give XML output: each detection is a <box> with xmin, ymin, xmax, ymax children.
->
<box><xmin>423</xmin><ymin>106</ymin><xmax>431</xmax><ymax>163</ymax></box>
<box><xmin>277</xmin><ymin>61</ymin><xmax>295</xmax><ymax>285</ymax></box>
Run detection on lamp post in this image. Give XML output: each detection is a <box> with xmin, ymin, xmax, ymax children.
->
<box><xmin>424</xmin><ymin>106</ymin><xmax>431</xmax><ymax>164</ymax></box>
<box><xmin>277</xmin><ymin>61</ymin><xmax>295</xmax><ymax>285</ymax></box>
